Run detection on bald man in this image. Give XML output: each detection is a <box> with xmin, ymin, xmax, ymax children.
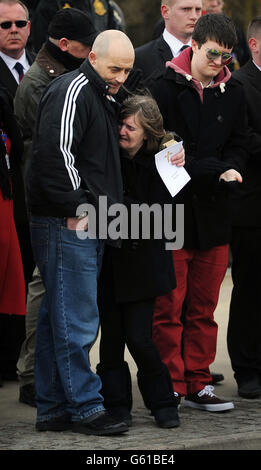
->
<box><xmin>26</xmin><ymin>30</ymin><xmax>134</xmax><ymax>436</ymax></box>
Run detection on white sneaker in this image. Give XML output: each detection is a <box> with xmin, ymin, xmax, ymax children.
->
<box><xmin>183</xmin><ymin>385</ymin><xmax>234</xmax><ymax>412</ymax></box>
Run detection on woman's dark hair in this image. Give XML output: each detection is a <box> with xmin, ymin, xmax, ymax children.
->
<box><xmin>192</xmin><ymin>13</ymin><xmax>237</xmax><ymax>49</ymax></box>
<box><xmin>120</xmin><ymin>94</ymin><xmax>165</xmax><ymax>155</ymax></box>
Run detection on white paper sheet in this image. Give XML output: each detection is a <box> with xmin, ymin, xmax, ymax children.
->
<box><xmin>155</xmin><ymin>140</ymin><xmax>191</xmax><ymax>197</ymax></box>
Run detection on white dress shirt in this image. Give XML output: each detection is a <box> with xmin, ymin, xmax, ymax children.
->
<box><xmin>253</xmin><ymin>59</ymin><xmax>261</xmax><ymax>72</ymax></box>
<box><xmin>163</xmin><ymin>28</ymin><xmax>192</xmax><ymax>58</ymax></box>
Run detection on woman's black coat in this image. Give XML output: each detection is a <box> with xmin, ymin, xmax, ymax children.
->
<box><xmin>99</xmin><ymin>146</ymin><xmax>176</xmax><ymax>304</ymax></box>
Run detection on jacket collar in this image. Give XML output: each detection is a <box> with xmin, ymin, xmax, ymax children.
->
<box><xmin>156</xmin><ymin>35</ymin><xmax>173</xmax><ymax>65</ymax></box>
<box><xmin>163</xmin><ymin>29</ymin><xmax>191</xmax><ymax>58</ymax></box>
<box><xmin>167</xmin><ymin>46</ymin><xmax>231</xmax><ymax>85</ymax></box>
<box><xmin>36</xmin><ymin>43</ymin><xmax>67</xmax><ymax>78</ymax></box>
<box><xmin>165</xmin><ymin>46</ymin><xmax>232</xmax><ymax>101</ymax></box>
<box><xmin>243</xmin><ymin>59</ymin><xmax>261</xmax><ymax>92</ymax></box>
<box><xmin>121</xmin><ymin>145</ymin><xmax>153</xmax><ymax>169</ymax></box>
<box><xmin>80</xmin><ymin>59</ymin><xmax>110</xmax><ymax>97</ymax></box>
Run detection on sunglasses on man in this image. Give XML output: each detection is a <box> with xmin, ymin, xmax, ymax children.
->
<box><xmin>203</xmin><ymin>47</ymin><xmax>233</xmax><ymax>65</ymax></box>
<box><xmin>0</xmin><ymin>20</ymin><xmax>28</xmax><ymax>29</ymax></box>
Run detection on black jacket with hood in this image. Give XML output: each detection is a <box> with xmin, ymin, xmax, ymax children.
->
<box><xmin>149</xmin><ymin>47</ymin><xmax>248</xmax><ymax>249</ymax></box>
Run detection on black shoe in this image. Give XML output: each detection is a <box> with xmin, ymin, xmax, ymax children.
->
<box><xmin>36</xmin><ymin>414</ymin><xmax>72</xmax><ymax>432</ymax></box>
<box><xmin>19</xmin><ymin>383</ymin><xmax>36</xmax><ymax>407</ymax></box>
<box><xmin>73</xmin><ymin>411</ymin><xmax>129</xmax><ymax>436</ymax></box>
<box><xmin>108</xmin><ymin>406</ymin><xmax>132</xmax><ymax>427</ymax></box>
<box><xmin>210</xmin><ymin>373</ymin><xmax>224</xmax><ymax>385</ymax></box>
<box><xmin>238</xmin><ymin>377</ymin><xmax>261</xmax><ymax>399</ymax></box>
<box><xmin>0</xmin><ymin>374</ymin><xmax>2</xmax><ymax>387</ymax></box>
<box><xmin>153</xmin><ymin>407</ymin><xmax>180</xmax><ymax>428</ymax></box>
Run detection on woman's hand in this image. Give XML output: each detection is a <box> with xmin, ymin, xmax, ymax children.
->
<box><xmin>170</xmin><ymin>148</ymin><xmax>185</xmax><ymax>167</ymax></box>
<box><xmin>219</xmin><ymin>169</ymin><xmax>243</xmax><ymax>183</ymax></box>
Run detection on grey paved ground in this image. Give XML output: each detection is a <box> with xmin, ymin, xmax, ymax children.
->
<box><xmin>0</xmin><ymin>270</ymin><xmax>261</xmax><ymax>454</ymax></box>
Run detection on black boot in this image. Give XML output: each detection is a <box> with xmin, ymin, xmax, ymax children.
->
<box><xmin>19</xmin><ymin>383</ymin><xmax>36</xmax><ymax>407</ymax></box>
<box><xmin>96</xmin><ymin>361</ymin><xmax>133</xmax><ymax>426</ymax></box>
<box><xmin>137</xmin><ymin>363</ymin><xmax>180</xmax><ymax>428</ymax></box>
<box><xmin>107</xmin><ymin>406</ymin><xmax>132</xmax><ymax>426</ymax></box>
<box><xmin>153</xmin><ymin>407</ymin><xmax>180</xmax><ymax>428</ymax></box>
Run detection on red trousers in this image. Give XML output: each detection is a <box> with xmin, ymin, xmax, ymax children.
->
<box><xmin>0</xmin><ymin>190</ymin><xmax>26</xmax><ymax>315</ymax></box>
<box><xmin>153</xmin><ymin>246</ymin><xmax>228</xmax><ymax>395</ymax></box>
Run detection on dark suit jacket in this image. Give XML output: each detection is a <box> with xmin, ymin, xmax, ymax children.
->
<box><xmin>134</xmin><ymin>35</ymin><xmax>172</xmax><ymax>83</ymax></box>
<box><xmin>0</xmin><ymin>49</ymin><xmax>36</xmax><ymax>287</ymax></box>
<box><xmin>0</xmin><ymin>50</ymin><xmax>35</xmax><ymax>98</ymax></box>
<box><xmin>119</xmin><ymin>35</ymin><xmax>172</xmax><ymax>100</ymax></box>
<box><xmin>231</xmin><ymin>59</ymin><xmax>261</xmax><ymax>227</ymax></box>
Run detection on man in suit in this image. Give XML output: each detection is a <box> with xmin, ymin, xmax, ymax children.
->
<box><xmin>0</xmin><ymin>0</ymin><xmax>34</xmax><ymax>97</ymax></box>
<box><xmin>134</xmin><ymin>0</ymin><xmax>202</xmax><ymax>82</ymax></box>
<box><xmin>0</xmin><ymin>0</ymin><xmax>35</xmax><ymax>287</ymax></box>
<box><xmin>227</xmin><ymin>16</ymin><xmax>261</xmax><ymax>399</ymax></box>
<box><xmin>0</xmin><ymin>0</ymin><xmax>35</xmax><ymax>383</ymax></box>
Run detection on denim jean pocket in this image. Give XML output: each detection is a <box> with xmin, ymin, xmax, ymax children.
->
<box><xmin>30</xmin><ymin>222</ymin><xmax>49</xmax><ymax>270</ymax></box>
<box><xmin>61</xmin><ymin>224</ymin><xmax>90</xmax><ymax>244</ymax></box>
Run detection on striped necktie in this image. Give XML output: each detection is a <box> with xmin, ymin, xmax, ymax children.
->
<box><xmin>14</xmin><ymin>62</ymin><xmax>24</xmax><ymax>82</ymax></box>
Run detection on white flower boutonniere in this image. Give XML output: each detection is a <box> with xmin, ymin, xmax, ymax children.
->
<box><xmin>185</xmin><ymin>74</ymin><xmax>192</xmax><ymax>81</ymax></box>
<box><xmin>220</xmin><ymin>83</ymin><xmax>226</xmax><ymax>93</ymax></box>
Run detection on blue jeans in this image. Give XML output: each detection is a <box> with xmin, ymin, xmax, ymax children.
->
<box><xmin>30</xmin><ymin>216</ymin><xmax>105</xmax><ymax>422</ymax></box>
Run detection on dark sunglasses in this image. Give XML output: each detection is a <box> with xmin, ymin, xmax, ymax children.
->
<box><xmin>0</xmin><ymin>20</ymin><xmax>28</xmax><ymax>29</ymax></box>
<box><xmin>204</xmin><ymin>47</ymin><xmax>232</xmax><ymax>65</ymax></box>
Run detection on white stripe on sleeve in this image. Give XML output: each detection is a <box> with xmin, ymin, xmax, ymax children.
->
<box><xmin>60</xmin><ymin>73</ymin><xmax>89</xmax><ymax>190</ymax></box>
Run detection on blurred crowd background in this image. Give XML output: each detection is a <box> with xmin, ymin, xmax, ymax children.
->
<box><xmin>117</xmin><ymin>0</ymin><xmax>261</xmax><ymax>47</ymax></box>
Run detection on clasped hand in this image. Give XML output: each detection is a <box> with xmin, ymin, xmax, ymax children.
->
<box><xmin>219</xmin><ymin>169</ymin><xmax>243</xmax><ymax>183</ymax></box>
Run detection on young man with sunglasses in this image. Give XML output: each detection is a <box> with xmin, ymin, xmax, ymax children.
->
<box><xmin>202</xmin><ymin>0</ymin><xmax>250</xmax><ymax>71</ymax></box>
<box><xmin>149</xmin><ymin>13</ymin><xmax>248</xmax><ymax>412</ymax></box>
